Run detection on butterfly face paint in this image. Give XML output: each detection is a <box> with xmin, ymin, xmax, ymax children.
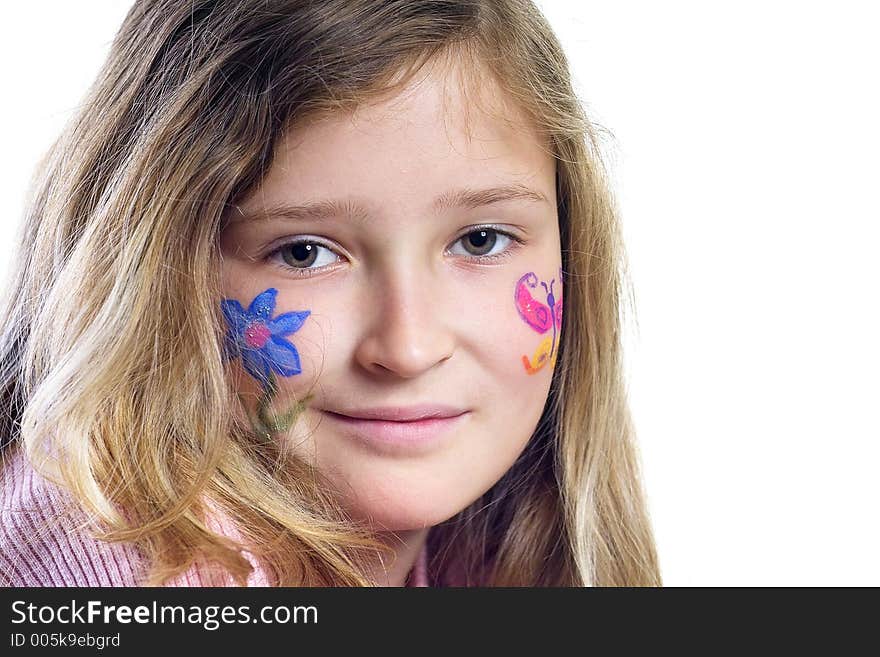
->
<box><xmin>221</xmin><ymin>287</ymin><xmax>312</xmax><ymax>435</ymax></box>
<box><xmin>515</xmin><ymin>269</ymin><xmax>564</xmax><ymax>374</ymax></box>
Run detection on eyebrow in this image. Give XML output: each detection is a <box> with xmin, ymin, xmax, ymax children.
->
<box><xmin>229</xmin><ymin>183</ymin><xmax>550</xmax><ymax>224</ymax></box>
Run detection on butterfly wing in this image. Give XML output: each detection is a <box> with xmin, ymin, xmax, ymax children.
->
<box><xmin>515</xmin><ymin>272</ymin><xmax>553</xmax><ymax>334</ymax></box>
<box><xmin>551</xmin><ymin>268</ymin><xmax>564</xmax><ymax>331</ymax></box>
<box><xmin>554</xmin><ymin>293</ymin><xmax>563</xmax><ymax>331</ymax></box>
<box><xmin>522</xmin><ymin>335</ymin><xmax>554</xmax><ymax>374</ymax></box>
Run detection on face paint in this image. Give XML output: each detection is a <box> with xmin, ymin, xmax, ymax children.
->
<box><xmin>515</xmin><ymin>269</ymin><xmax>564</xmax><ymax>375</ymax></box>
<box><xmin>221</xmin><ymin>287</ymin><xmax>312</xmax><ymax>436</ymax></box>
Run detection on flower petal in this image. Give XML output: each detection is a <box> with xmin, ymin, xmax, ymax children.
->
<box><xmin>241</xmin><ymin>350</ymin><xmax>271</xmax><ymax>387</ymax></box>
<box><xmin>247</xmin><ymin>288</ymin><xmax>277</xmax><ymax>320</ymax></box>
<box><xmin>220</xmin><ymin>298</ymin><xmax>249</xmax><ymax>334</ymax></box>
<box><xmin>263</xmin><ymin>336</ymin><xmax>302</xmax><ymax>377</ymax></box>
<box><xmin>267</xmin><ymin>310</ymin><xmax>310</xmax><ymax>336</ymax></box>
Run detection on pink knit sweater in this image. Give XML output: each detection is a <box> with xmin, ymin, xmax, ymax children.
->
<box><xmin>0</xmin><ymin>447</ymin><xmax>428</xmax><ymax>587</ymax></box>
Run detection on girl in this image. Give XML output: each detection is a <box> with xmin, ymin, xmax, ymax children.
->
<box><xmin>0</xmin><ymin>0</ymin><xmax>660</xmax><ymax>586</ymax></box>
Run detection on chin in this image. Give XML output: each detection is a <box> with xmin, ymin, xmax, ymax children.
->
<box><xmin>289</xmin><ymin>412</ymin><xmax>517</xmax><ymax>534</ymax></box>
<box><xmin>327</xmin><ymin>468</ymin><xmax>478</xmax><ymax>533</ymax></box>
<box><xmin>346</xmin><ymin>500</ymin><xmax>463</xmax><ymax>533</ymax></box>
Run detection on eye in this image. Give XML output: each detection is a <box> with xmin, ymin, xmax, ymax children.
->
<box><xmin>268</xmin><ymin>239</ymin><xmax>341</xmax><ymax>275</ymax></box>
<box><xmin>448</xmin><ymin>226</ymin><xmax>523</xmax><ymax>261</ymax></box>
<box><xmin>265</xmin><ymin>226</ymin><xmax>524</xmax><ymax>277</ymax></box>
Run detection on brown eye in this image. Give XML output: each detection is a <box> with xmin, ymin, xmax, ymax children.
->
<box><xmin>280</xmin><ymin>242</ymin><xmax>319</xmax><ymax>268</ymax></box>
<box><xmin>448</xmin><ymin>227</ymin><xmax>520</xmax><ymax>262</ymax></box>
<box><xmin>270</xmin><ymin>240</ymin><xmax>341</xmax><ymax>274</ymax></box>
<box><xmin>460</xmin><ymin>229</ymin><xmax>497</xmax><ymax>256</ymax></box>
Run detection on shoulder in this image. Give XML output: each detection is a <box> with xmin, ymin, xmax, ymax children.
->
<box><xmin>0</xmin><ymin>446</ymin><xmax>144</xmax><ymax>587</ymax></box>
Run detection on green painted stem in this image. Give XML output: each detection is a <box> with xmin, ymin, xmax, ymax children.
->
<box><xmin>253</xmin><ymin>373</ymin><xmax>313</xmax><ymax>438</ymax></box>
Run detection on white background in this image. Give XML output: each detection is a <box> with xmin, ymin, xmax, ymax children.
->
<box><xmin>1</xmin><ymin>1</ymin><xmax>877</xmax><ymax>585</ymax></box>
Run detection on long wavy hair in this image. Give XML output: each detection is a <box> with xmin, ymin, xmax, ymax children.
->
<box><xmin>0</xmin><ymin>0</ymin><xmax>660</xmax><ymax>586</ymax></box>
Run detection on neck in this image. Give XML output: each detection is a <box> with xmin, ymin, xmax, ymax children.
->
<box><xmin>368</xmin><ymin>528</ymin><xmax>429</xmax><ymax>586</ymax></box>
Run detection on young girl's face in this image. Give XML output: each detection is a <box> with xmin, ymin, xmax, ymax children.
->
<box><xmin>219</xmin><ymin>58</ymin><xmax>562</xmax><ymax>531</ymax></box>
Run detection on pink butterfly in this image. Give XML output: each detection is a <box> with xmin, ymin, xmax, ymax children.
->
<box><xmin>515</xmin><ymin>269</ymin><xmax>563</xmax><ymax>375</ymax></box>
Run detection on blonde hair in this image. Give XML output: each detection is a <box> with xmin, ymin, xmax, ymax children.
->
<box><xmin>0</xmin><ymin>0</ymin><xmax>660</xmax><ymax>586</ymax></box>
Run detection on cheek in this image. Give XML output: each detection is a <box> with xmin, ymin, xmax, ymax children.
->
<box><xmin>477</xmin><ymin>267</ymin><xmax>563</xmax><ymax>382</ymax></box>
<box><xmin>511</xmin><ymin>267</ymin><xmax>564</xmax><ymax>376</ymax></box>
<box><xmin>219</xmin><ymin>272</ymin><xmax>330</xmax><ymax>411</ymax></box>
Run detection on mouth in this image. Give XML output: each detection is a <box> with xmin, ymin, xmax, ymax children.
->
<box><xmin>325</xmin><ymin>404</ymin><xmax>468</xmax><ymax>422</ymax></box>
<box><xmin>321</xmin><ymin>407</ymin><xmax>470</xmax><ymax>452</ymax></box>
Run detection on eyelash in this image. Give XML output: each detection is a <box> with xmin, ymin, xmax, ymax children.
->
<box><xmin>265</xmin><ymin>225</ymin><xmax>526</xmax><ymax>277</ymax></box>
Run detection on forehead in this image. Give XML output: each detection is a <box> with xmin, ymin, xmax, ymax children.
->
<box><xmin>241</xmin><ymin>55</ymin><xmax>555</xmax><ymax>213</ymax></box>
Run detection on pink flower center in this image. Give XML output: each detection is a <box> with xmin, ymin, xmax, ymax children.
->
<box><xmin>244</xmin><ymin>322</ymin><xmax>271</xmax><ymax>349</ymax></box>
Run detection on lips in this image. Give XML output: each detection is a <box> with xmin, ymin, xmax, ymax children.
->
<box><xmin>321</xmin><ymin>405</ymin><xmax>469</xmax><ymax>452</ymax></box>
<box><xmin>327</xmin><ymin>404</ymin><xmax>468</xmax><ymax>422</ymax></box>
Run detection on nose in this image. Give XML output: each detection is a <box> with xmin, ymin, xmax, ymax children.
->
<box><xmin>353</xmin><ymin>265</ymin><xmax>455</xmax><ymax>378</ymax></box>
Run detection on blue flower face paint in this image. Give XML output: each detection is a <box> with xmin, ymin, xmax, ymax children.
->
<box><xmin>221</xmin><ymin>288</ymin><xmax>313</xmax><ymax>438</ymax></box>
<box><xmin>221</xmin><ymin>287</ymin><xmax>310</xmax><ymax>389</ymax></box>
